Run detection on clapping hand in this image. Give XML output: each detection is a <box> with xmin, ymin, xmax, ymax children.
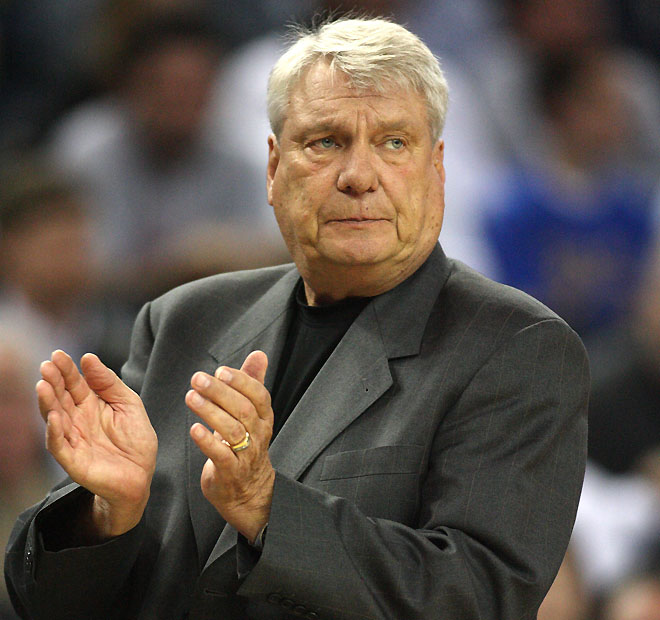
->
<box><xmin>37</xmin><ymin>350</ymin><xmax>158</xmax><ymax>539</ymax></box>
<box><xmin>186</xmin><ymin>350</ymin><xmax>275</xmax><ymax>543</ymax></box>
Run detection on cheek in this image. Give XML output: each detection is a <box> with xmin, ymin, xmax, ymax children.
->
<box><xmin>272</xmin><ymin>183</ymin><xmax>319</xmax><ymax>246</ymax></box>
<box><xmin>421</xmin><ymin>180</ymin><xmax>445</xmax><ymax>232</ymax></box>
<box><xmin>395</xmin><ymin>174</ymin><xmax>444</xmax><ymax>241</ymax></box>
<box><xmin>272</xmin><ymin>167</ymin><xmax>329</xmax><ymax>237</ymax></box>
<box><xmin>393</xmin><ymin>177</ymin><xmax>428</xmax><ymax>229</ymax></box>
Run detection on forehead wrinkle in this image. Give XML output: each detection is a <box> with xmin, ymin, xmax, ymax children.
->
<box><xmin>286</xmin><ymin>65</ymin><xmax>431</xmax><ymax>140</ymax></box>
<box><xmin>294</xmin><ymin>99</ymin><xmax>420</xmax><ymax>138</ymax></box>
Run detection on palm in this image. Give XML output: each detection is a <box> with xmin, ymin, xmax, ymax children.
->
<box><xmin>37</xmin><ymin>351</ymin><xmax>158</xmax><ymax>508</ymax></box>
<box><xmin>59</xmin><ymin>390</ymin><xmax>156</xmax><ymax>504</ymax></box>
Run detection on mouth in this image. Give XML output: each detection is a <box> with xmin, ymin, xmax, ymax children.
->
<box><xmin>327</xmin><ymin>217</ymin><xmax>390</xmax><ymax>224</ymax></box>
<box><xmin>325</xmin><ymin>218</ymin><xmax>390</xmax><ymax>232</ymax></box>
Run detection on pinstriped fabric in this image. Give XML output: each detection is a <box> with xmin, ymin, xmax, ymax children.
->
<box><xmin>5</xmin><ymin>246</ymin><xmax>589</xmax><ymax>619</ymax></box>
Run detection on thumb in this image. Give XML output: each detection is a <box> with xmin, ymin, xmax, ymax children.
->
<box><xmin>80</xmin><ymin>353</ymin><xmax>138</xmax><ymax>405</ymax></box>
<box><xmin>240</xmin><ymin>350</ymin><xmax>268</xmax><ymax>385</ymax></box>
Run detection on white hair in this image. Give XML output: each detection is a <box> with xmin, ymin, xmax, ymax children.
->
<box><xmin>267</xmin><ymin>17</ymin><xmax>450</xmax><ymax>140</ymax></box>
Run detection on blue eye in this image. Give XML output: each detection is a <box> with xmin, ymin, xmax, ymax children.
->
<box><xmin>387</xmin><ymin>138</ymin><xmax>404</xmax><ymax>150</ymax></box>
<box><xmin>319</xmin><ymin>137</ymin><xmax>336</xmax><ymax>149</ymax></box>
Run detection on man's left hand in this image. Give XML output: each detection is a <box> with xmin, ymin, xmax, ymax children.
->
<box><xmin>186</xmin><ymin>350</ymin><xmax>275</xmax><ymax>543</ymax></box>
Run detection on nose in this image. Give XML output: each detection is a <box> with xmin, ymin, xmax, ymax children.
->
<box><xmin>337</xmin><ymin>143</ymin><xmax>379</xmax><ymax>195</ymax></box>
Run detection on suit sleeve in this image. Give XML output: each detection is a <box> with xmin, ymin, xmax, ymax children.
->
<box><xmin>3</xmin><ymin>302</ymin><xmax>155</xmax><ymax>620</ymax></box>
<box><xmin>236</xmin><ymin>319</ymin><xmax>589</xmax><ymax>620</ymax></box>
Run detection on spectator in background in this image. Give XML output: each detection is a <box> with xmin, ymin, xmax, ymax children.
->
<box><xmin>473</xmin><ymin>0</ymin><xmax>660</xmax><ymax>176</ymax></box>
<box><xmin>0</xmin><ymin>154</ymin><xmax>132</xmax><ymax>371</ymax></box>
<box><xmin>0</xmin><ymin>0</ymin><xmax>106</xmax><ymax>151</ymax></box>
<box><xmin>482</xmin><ymin>49</ymin><xmax>657</xmax><ymax>339</ymax></box>
<box><xmin>0</xmin><ymin>152</ymin><xmax>132</xmax><ymax>616</ymax></box>
<box><xmin>587</xmin><ymin>272</ymin><xmax>660</xmax><ymax>478</ymax></box>
<box><xmin>538</xmin><ymin>548</ymin><xmax>593</xmax><ymax>620</ymax></box>
<box><xmin>480</xmin><ymin>38</ymin><xmax>660</xmax><ymax>606</ymax></box>
<box><xmin>0</xmin><ymin>155</ymin><xmax>132</xmax><ymax>368</ymax></box>
<box><xmin>600</xmin><ymin>572</ymin><xmax>660</xmax><ymax>620</ymax></box>
<box><xmin>575</xmin><ymin>231</ymin><xmax>660</xmax><ymax>602</ymax></box>
<box><xmin>49</xmin><ymin>7</ymin><xmax>289</xmax><ymax>308</ymax></box>
<box><xmin>0</xmin><ymin>0</ymin><xmax>302</xmax><ymax>152</ymax></box>
<box><xmin>570</xmin><ymin>461</ymin><xmax>660</xmax><ymax>600</ymax></box>
<box><xmin>0</xmin><ymin>335</ymin><xmax>60</xmax><ymax>618</ymax></box>
<box><xmin>608</xmin><ymin>0</ymin><xmax>660</xmax><ymax>64</ymax></box>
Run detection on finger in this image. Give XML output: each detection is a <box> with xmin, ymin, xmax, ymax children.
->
<box><xmin>80</xmin><ymin>353</ymin><xmax>139</xmax><ymax>407</ymax></box>
<box><xmin>40</xmin><ymin>359</ymin><xmax>76</xmax><ymax>414</ymax></box>
<box><xmin>51</xmin><ymin>350</ymin><xmax>92</xmax><ymax>406</ymax></box>
<box><xmin>185</xmin><ymin>389</ymin><xmax>246</xmax><ymax>445</ymax></box>
<box><xmin>240</xmin><ymin>351</ymin><xmax>268</xmax><ymax>384</ymax></box>
<box><xmin>45</xmin><ymin>411</ymin><xmax>76</xmax><ymax>470</ymax></box>
<box><xmin>36</xmin><ymin>377</ymin><xmax>59</xmax><ymax>422</ymax></box>
<box><xmin>212</xmin><ymin>355</ymin><xmax>272</xmax><ymax>421</ymax></box>
<box><xmin>190</xmin><ymin>422</ymin><xmax>235</xmax><ymax>465</ymax></box>
<box><xmin>191</xmin><ymin>371</ymin><xmax>262</xmax><ymax>428</ymax></box>
<box><xmin>36</xmin><ymin>372</ymin><xmax>75</xmax><ymax>437</ymax></box>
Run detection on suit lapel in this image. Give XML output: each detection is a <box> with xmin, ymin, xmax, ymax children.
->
<box><xmin>268</xmin><ymin>303</ymin><xmax>392</xmax><ymax>477</ymax></box>
<box><xmin>188</xmin><ymin>267</ymin><xmax>299</xmax><ymax>570</ymax></box>
<box><xmin>206</xmin><ymin>267</ymin><xmax>302</xmax><ymax>394</ymax></box>
<box><xmin>200</xmin><ymin>246</ymin><xmax>451</xmax><ymax>569</ymax></box>
<box><xmin>268</xmin><ymin>245</ymin><xmax>450</xmax><ymax>481</ymax></box>
<box><xmin>203</xmin><ymin>303</ymin><xmax>394</xmax><ymax>569</ymax></box>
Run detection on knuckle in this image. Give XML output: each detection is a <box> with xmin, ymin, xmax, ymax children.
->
<box><xmin>236</xmin><ymin>401</ymin><xmax>254</xmax><ymax>420</ymax></box>
<box><xmin>229</xmin><ymin>421</ymin><xmax>246</xmax><ymax>443</ymax></box>
<box><xmin>254</xmin><ymin>389</ymin><xmax>271</xmax><ymax>410</ymax></box>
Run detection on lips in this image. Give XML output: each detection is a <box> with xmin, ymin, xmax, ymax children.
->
<box><xmin>327</xmin><ymin>216</ymin><xmax>390</xmax><ymax>223</ymax></box>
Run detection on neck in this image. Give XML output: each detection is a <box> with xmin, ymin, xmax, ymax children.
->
<box><xmin>299</xmin><ymin>252</ymin><xmax>431</xmax><ymax>306</ymax></box>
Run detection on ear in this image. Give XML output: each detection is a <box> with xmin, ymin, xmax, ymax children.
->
<box><xmin>266</xmin><ymin>134</ymin><xmax>280</xmax><ymax>206</ymax></box>
<box><xmin>432</xmin><ymin>140</ymin><xmax>445</xmax><ymax>183</ymax></box>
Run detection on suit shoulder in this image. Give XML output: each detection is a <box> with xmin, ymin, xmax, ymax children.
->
<box><xmin>428</xmin><ymin>259</ymin><xmax>588</xmax><ymax>387</ymax></box>
<box><xmin>149</xmin><ymin>263</ymin><xmax>297</xmax><ymax>323</ymax></box>
<box><xmin>442</xmin><ymin>258</ymin><xmax>574</xmax><ymax>335</ymax></box>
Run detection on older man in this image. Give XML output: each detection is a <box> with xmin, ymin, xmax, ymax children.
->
<box><xmin>5</xmin><ymin>18</ymin><xmax>589</xmax><ymax>620</ymax></box>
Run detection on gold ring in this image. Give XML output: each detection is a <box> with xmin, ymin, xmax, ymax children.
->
<box><xmin>229</xmin><ymin>431</ymin><xmax>251</xmax><ymax>453</ymax></box>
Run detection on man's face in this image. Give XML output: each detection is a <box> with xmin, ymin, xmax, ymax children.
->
<box><xmin>267</xmin><ymin>61</ymin><xmax>445</xmax><ymax>302</ymax></box>
<box><xmin>127</xmin><ymin>40</ymin><xmax>218</xmax><ymax>156</ymax></box>
<box><xmin>3</xmin><ymin>199</ymin><xmax>93</xmax><ymax>306</ymax></box>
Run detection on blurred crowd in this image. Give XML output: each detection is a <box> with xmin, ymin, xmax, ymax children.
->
<box><xmin>1</xmin><ymin>1</ymin><xmax>660</xmax><ymax>618</ymax></box>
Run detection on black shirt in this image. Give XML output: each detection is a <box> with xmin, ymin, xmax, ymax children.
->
<box><xmin>270</xmin><ymin>280</ymin><xmax>369</xmax><ymax>440</ymax></box>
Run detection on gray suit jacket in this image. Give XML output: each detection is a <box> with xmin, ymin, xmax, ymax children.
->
<box><xmin>5</xmin><ymin>246</ymin><xmax>589</xmax><ymax>619</ymax></box>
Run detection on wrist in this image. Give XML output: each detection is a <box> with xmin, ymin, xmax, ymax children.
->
<box><xmin>249</xmin><ymin>522</ymin><xmax>268</xmax><ymax>549</ymax></box>
<box><xmin>234</xmin><ymin>469</ymin><xmax>275</xmax><ymax>543</ymax></box>
<box><xmin>89</xmin><ymin>494</ymin><xmax>147</xmax><ymax>540</ymax></box>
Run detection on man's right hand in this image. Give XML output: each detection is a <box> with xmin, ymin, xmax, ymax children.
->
<box><xmin>36</xmin><ymin>350</ymin><xmax>158</xmax><ymax>540</ymax></box>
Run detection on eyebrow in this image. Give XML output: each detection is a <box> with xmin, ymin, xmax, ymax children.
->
<box><xmin>293</xmin><ymin>117</ymin><xmax>416</xmax><ymax>141</ymax></box>
<box><xmin>296</xmin><ymin>122</ymin><xmax>337</xmax><ymax>137</ymax></box>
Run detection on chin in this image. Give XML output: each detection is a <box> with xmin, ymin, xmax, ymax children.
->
<box><xmin>325</xmin><ymin>248</ymin><xmax>393</xmax><ymax>267</ymax></box>
<box><xmin>319</xmin><ymin>237</ymin><xmax>399</xmax><ymax>266</ymax></box>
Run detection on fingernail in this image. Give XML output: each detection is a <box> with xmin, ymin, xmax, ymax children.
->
<box><xmin>190</xmin><ymin>391</ymin><xmax>205</xmax><ymax>406</ymax></box>
<box><xmin>194</xmin><ymin>372</ymin><xmax>210</xmax><ymax>388</ymax></box>
<box><xmin>217</xmin><ymin>368</ymin><xmax>232</xmax><ymax>382</ymax></box>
